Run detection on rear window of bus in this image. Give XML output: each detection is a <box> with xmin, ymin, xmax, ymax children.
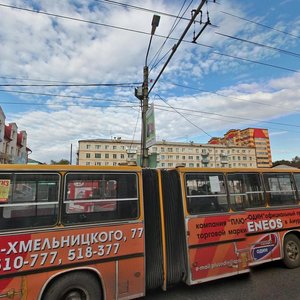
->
<box><xmin>62</xmin><ymin>172</ymin><xmax>139</xmax><ymax>224</ymax></box>
<box><xmin>185</xmin><ymin>173</ymin><xmax>228</xmax><ymax>214</ymax></box>
<box><xmin>0</xmin><ymin>173</ymin><xmax>60</xmax><ymax>230</ymax></box>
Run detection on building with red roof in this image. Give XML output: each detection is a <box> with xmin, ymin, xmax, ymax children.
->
<box><xmin>208</xmin><ymin>128</ymin><xmax>272</xmax><ymax>167</ymax></box>
<box><xmin>0</xmin><ymin>107</ymin><xmax>31</xmax><ymax>164</ymax></box>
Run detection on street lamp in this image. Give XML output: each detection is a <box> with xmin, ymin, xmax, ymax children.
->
<box><xmin>140</xmin><ymin>14</ymin><xmax>160</xmax><ymax>167</ymax></box>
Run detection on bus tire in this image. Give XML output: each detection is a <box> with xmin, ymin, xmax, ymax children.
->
<box><xmin>283</xmin><ymin>234</ymin><xmax>300</xmax><ymax>269</ymax></box>
<box><xmin>43</xmin><ymin>271</ymin><xmax>102</xmax><ymax>300</ymax></box>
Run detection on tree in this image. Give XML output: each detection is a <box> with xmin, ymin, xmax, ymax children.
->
<box><xmin>50</xmin><ymin>159</ymin><xmax>70</xmax><ymax>165</ymax></box>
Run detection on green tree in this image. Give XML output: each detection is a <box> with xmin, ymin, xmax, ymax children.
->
<box><xmin>50</xmin><ymin>159</ymin><xmax>70</xmax><ymax>165</ymax></box>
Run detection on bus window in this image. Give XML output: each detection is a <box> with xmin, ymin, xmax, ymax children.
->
<box><xmin>185</xmin><ymin>173</ymin><xmax>228</xmax><ymax>214</ymax></box>
<box><xmin>228</xmin><ymin>173</ymin><xmax>264</xmax><ymax>210</ymax></box>
<box><xmin>263</xmin><ymin>173</ymin><xmax>297</xmax><ymax>206</ymax></box>
<box><xmin>63</xmin><ymin>172</ymin><xmax>139</xmax><ymax>224</ymax></box>
<box><xmin>294</xmin><ymin>173</ymin><xmax>300</xmax><ymax>198</ymax></box>
<box><xmin>0</xmin><ymin>173</ymin><xmax>59</xmax><ymax>230</ymax></box>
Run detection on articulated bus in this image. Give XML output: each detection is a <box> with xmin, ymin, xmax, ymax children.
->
<box><xmin>1</xmin><ymin>165</ymin><xmax>300</xmax><ymax>299</ymax></box>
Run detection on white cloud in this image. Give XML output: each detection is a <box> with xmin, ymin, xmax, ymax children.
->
<box><xmin>1</xmin><ymin>0</ymin><xmax>300</xmax><ymax>162</ymax></box>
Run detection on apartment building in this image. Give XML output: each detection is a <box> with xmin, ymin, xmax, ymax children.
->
<box><xmin>0</xmin><ymin>107</ymin><xmax>31</xmax><ymax>164</ymax></box>
<box><xmin>77</xmin><ymin>138</ymin><xmax>257</xmax><ymax>168</ymax></box>
<box><xmin>209</xmin><ymin>128</ymin><xmax>272</xmax><ymax>168</ymax></box>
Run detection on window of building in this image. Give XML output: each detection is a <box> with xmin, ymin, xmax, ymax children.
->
<box><xmin>95</xmin><ymin>145</ymin><xmax>101</xmax><ymax>150</ymax></box>
<box><xmin>182</xmin><ymin>156</ymin><xmax>186</xmax><ymax>160</ymax></box>
<box><xmin>121</xmin><ymin>154</ymin><xmax>125</xmax><ymax>159</ymax></box>
<box><xmin>86</xmin><ymin>153</ymin><xmax>91</xmax><ymax>158</ymax></box>
<box><xmin>161</xmin><ymin>147</ymin><xmax>165</xmax><ymax>152</ymax></box>
<box><xmin>185</xmin><ymin>173</ymin><xmax>228</xmax><ymax>214</ymax></box>
<box><xmin>105</xmin><ymin>154</ymin><xmax>109</xmax><ymax>159</ymax></box>
<box><xmin>161</xmin><ymin>155</ymin><xmax>165</xmax><ymax>159</ymax></box>
<box><xmin>167</xmin><ymin>148</ymin><xmax>173</xmax><ymax>152</ymax></box>
<box><xmin>188</xmin><ymin>156</ymin><xmax>193</xmax><ymax>160</ymax></box>
<box><xmin>95</xmin><ymin>153</ymin><xmax>101</xmax><ymax>159</ymax></box>
<box><xmin>113</xmin><ymin>154</ymin><xmax>117</xmax><ymax>159</ymax></box>
<box><xmin>113</xmin><ymin>146</ymin><xmax>117</xmax><ymax>150</ymax></box>
<box><xmin>86</xmin><ymin>144</ymin><xmax>91</xmax><ymax>149</ymax></box>
<box><xmin>188</xmin><ymin>163</ymin><xmax>194</xmax><ymax>167</ymax></box>
<box><xmin>96</xmin><ymin>162</ymin><xmax>101</xmax><ymax>166</ymax></box>
<box><xmin>86</xmin><ymin>162</ymin><xmax>91</xmax><ymax>166</ymax></box>
<box><xmin>105</xmin><ymin>145</ymin><xmax>109</xmax><ymax>150</ymax></box>
<box><xmin>168</xmin><ymin>155</ymin><xmax>173</xmax><ymax>159</ymax></box>
<box><xmin>168</xmin><ymin>163</ymin><xmax>173</xmax><ymax>167</ymax></box>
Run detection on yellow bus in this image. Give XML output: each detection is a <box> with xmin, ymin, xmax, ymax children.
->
<box><xmin>0</xmin><ymin>165</ymin><xmax>300</xmax><ymax>299</ymax></box>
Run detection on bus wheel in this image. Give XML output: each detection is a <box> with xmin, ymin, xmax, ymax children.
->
<box><xmin>283</xmin><ymin>234</ymin><xmax>300</xmax><ymax>269</ymax></box>
<box><xmin>43</xmin><ymin>271</ymin><xmax>102</xmax><ymax>300</ymax></box>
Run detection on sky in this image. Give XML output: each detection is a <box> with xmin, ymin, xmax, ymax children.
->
<box><xmin>0</xmin><ymin>0</ymin><xmax>300</xmax><ymax>163</ymax></box>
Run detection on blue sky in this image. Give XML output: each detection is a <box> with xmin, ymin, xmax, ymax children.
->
<box><xmin>0</xmin><ymin>0</ymin><xmax>300</xmax><ymax>163</ymax></box>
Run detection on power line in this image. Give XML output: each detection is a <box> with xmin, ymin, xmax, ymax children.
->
<box><xmin>149</xmin><ymin>0</ymin><xmax>209</xmax><ymax>95</ymax></box>
<box><xmin>0</xmin><ymin>89</ymin><xmax>137</xmax><ymax>103</ymax></box>
<box><xmin>149</xmin><ymin>0</ymin><xmax>193</xmax><ymax>71</ymax></box>
<box><xmin>155</xmin><ymin>94</ymin><xmax>213</xmax><ymax>138</ymax></box>
<box><xmin>166</xmin><ymin>81</ymin><xmax>300</xmax><ymax>113</ymax></box>
<box><xmin>0</xmin><ymin>82</ymin><xmax>140</xmax><ymax>87</ymax></box>
<box><xmin>212</xmin><ymin>51</ymin><xmax>300</xmax><ymax>74</ymax></box>
<box><xmin>154</xmin><ymin>103</ymin><xmax>300</xmax><ymax>128</ymax></box>
<box><xmin>0</xmin><ymin>76</ymin><xmax>80</xmax><ymax>84</ymax></box>
<box><xmin>215</xmin><ymin>32</ymin><xmax>300</xmax><ymax>58</ymax></box>
<box><xmin>0</xmin><ymin>3</ymin><xmax>213</xmax><ymax>49</ymax></box>
<box><xmin>94</xmin><ymin>0</ymin><xmax>201</xmax><ymax>24</ymax></box>
<box><xmin>221</xmin><ymin>11</ymin><xmax>300</xmax><ymax>39</ymax></box>
<box><xmin>0</xmin><ymin>100</ymin><xmax>138</xmax><ymax>109</ymax></box>
<box><xmin>154</xmin><ymin>106</ymin><xmax>300</xmax><ymax>134</ymax></box>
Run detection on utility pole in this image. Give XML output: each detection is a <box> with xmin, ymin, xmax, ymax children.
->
<box><xmin>136</xmin><ymin>14</ymin><xmax>160</xmax><ymax>167</ymax></box>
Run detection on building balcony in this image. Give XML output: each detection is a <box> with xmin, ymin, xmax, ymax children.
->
<box><xmin>202</xmin><ymin>158</ymin><xmax>209</xmax><ymax>163</ymax></box>
<box><xmin>126</xmin><ymin>149</ymin><xmax>137</xmax><ymax>154</ymax></box>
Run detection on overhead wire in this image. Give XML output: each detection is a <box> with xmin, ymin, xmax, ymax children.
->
<box><xmin>166</xmin><ymin>81</ymin><xmax>300</xmax><ymax>114</ymax></box>
<box><xmin>155</xmin><ymin>94</ymin><xmax>213</xmax><ymax>138</ymax></box>
<box><xmin>154</xmin><ymin>103</ymin><xmax>300</xmax><ymax>128</ymax></box>
<box><xmin>215</xmin><ymin>32</ymin><xmax>300</xmax><ymax>58</ymax></box>
<box><xmin>0</xmin><ymin>3</ymin><xmax>213</xmax><ymax>49</ymax></box>
<box><xmin>149</xmin><ymin>0</ymin><xmax>193</xmax><ymax>72</ymax></box>
<box><xmin>0</xmin><ymin>82</ymin><xmax>140</xmax><ymax>87</ymax></box>
<box><xmin>154</xmin><ymin>106</ymin><xmax>300</xmax><ymax>135</ymax></box>
<box><xmin>0</xmin><ymin>89</ymin><xmax>137</xmax><ymax>103</ymax></box>
<box><xmin>221</xmin><ymin>11</ymin><xmax>300</xmax><ymax>39</ymax></box>
<box><xmin>94</xmin><ymin>0</ymin><xmax>202</xmax><ymax>24</ymax></box>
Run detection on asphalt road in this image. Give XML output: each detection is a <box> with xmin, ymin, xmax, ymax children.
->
<box><xmin>141</xmin><ymin>261</ymin><xmax>300</xmax><ymax>300</ymax></box>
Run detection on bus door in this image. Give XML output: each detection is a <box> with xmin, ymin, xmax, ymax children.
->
<box><xmin>245</xmin><ymin>172</ymin><xmax>299</xmax><ymax>265</ymax></box>
<box><xmin>227</xmin><ymin>172</ymin><xmax>281</xmax><ymax>266</ymax></box>
<box><xmin>183</xmin><ymin>171</ymin><xmax>249</xmax><ymax>285</ymax></box>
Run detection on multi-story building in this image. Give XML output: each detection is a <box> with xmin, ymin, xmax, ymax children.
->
<box><xmin>77</xmin><ymin>138</ymin><xmax>257</xmax><ymax>168</ymax></box>
<box><xmin>0</xmin><ymin>107</ymin><xmax>31</xmax><ymax>164</ymax></box>
<box><xmin>208</xmin><ymin>128</ymin><xmax>272</xmax><ymax>168</ymax></box>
